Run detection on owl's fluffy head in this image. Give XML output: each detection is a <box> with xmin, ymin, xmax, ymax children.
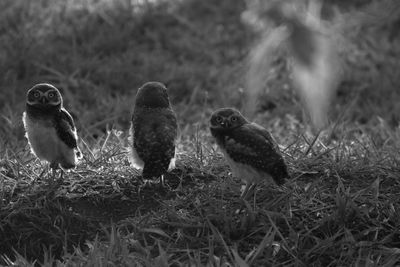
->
<box><xmin>135</xmin><ymin>82</ymin><xmax>170</xmax><ymax>108</ymax></box>
<box><xmin>26</xmin><ymin>83</ymin><xmax>62</xmax><ymax>109</ymax></box>
<box><xmin>210</xmin><ymin>107</ymin><xmax>248</xmax><ymax>130</ymax></box>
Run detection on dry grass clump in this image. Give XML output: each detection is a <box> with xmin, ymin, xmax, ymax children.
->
<box><xmin>1</xmin><ymin>123</ymin><xmax>400</xmax><ymax>266</ymax></box>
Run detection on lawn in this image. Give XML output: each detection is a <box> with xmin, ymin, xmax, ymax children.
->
<box><xmin>1</xmin><ymin>0</ymin><xmax>400</xmax><ymax>266</ymax></box>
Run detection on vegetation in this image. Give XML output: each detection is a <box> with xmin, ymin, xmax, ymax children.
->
<box><xmin>0</xmin><ymin>0</ymin><xmax>400</xmax><ymax>265</ymax></box>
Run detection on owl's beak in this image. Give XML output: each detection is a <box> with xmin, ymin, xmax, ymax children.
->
<box><xmin>40</xmin><ymin>97</ymin><xmax>48</xmax><ymax>104</ymax></box>
<box><xmin>221</xmin><ymin>119</ymin><xmax>230</xmax><ymax>128</ymax></box>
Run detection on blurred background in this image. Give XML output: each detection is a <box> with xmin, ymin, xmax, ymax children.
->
<box><xmin>0</xmin><ymin>0</ymin><xmax>399</xmax><ymax>149</ymax></box>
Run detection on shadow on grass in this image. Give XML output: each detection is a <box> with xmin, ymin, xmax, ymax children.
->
<box><xmin>62</xmin><ymin>167</ymin><xmax>215</xmax><ymax>222</ymax></box>
<box><xmin>0</xmin><ymin>164</ymin><xmax>217</xmax><ymax>264</ymax></box>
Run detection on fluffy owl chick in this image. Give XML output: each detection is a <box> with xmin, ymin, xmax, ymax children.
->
<box><xmin>22</xmin><ymin>83</ymin><xmax>81</xmax><ymax>176</ymax></box>
<box><xmin>210</xmin><ymin>108</ymin><xmax>289</xmax><ymax>198</ymax></box>
<box><xmin>130</xmin><ymin>81</ymin><xmax>177</xmax><ymax>186</ymax></box>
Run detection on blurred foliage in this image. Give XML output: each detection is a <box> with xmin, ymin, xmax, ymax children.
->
<box><xmin>335</xmin><ymin>1</ymin><xmax>400</xmax><ymax>126</ymax></box>
<box><xmin>243</xmin><ymin>0</ymin><xmax>400</xmax><ymax>130</ymax></box>
<box><xmin>244</xmin><ymin>0</ymin><xmax>341</xmax><ymax>130</ymax></box>
<box><xmin>0</xmin><ymin>0</ymin><xmax>399</xmax><ymax>139</ymax></box>
<box><xmin>0</xmin><ymin>0</ymin><xmax>251</xmax><ymax>144</ymax></box>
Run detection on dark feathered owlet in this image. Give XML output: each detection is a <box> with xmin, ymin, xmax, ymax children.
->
<box><xmin>22</xmin><ymin>83</ymin><xmax>82</xmax><ymax>176</ymax></box>
<box><xmin>129</xmin><ymin>81</ymin><xmax>177</xmax><ymax>186</ymax></box>
<box><xmin>209</xmin><ymin>107</ymin><xmax>289</xmax><ymax>198</ymax></box>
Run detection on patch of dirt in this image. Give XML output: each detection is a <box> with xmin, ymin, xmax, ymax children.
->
<box><xmin>58</xmin><ymin>167</ymin><xmax>218</xmax><ymax>223</ymax></box>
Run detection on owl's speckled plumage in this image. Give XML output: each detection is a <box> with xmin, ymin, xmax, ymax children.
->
<box><xmin>210</xmin><ymin>108</ymin><xmax>289</xmax><ymax>197</ymax></box>
<box><xmin>22</xmin><ymin>83</ymin><xmax>81</xmax><ymax>171</ymax></box>
<box><xmin>129</xmin><ymin>82</ymin><xmax>177</xmax><ymax>184</ymax></box>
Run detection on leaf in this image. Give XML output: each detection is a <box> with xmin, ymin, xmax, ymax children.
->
<box><xmin>141</xmin><ymin>228</ymin><xmax>171</xmax><ymax>240</ymax></box>
<box><xmin>231</xmin><ymin>248</ymin><xmax>249</xmax><ymax>267</ymax></box>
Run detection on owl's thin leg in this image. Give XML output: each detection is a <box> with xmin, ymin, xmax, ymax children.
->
<box><xmin>160</xmin><ymin>175</ymin><xmax>165</xmax><ymax>187</ymax></box>
<box><xmin>250</xmin><ymin>184</ymin><xmax>258</xmax><ymax>206</ymax></box>
<box><xmin>49</xmin><ymin>162</ymin><xmax>61</xmax><ymax>183</ymax></box>
<box><xmin>248</xmin><ymin>183</ymin><xmax>256</xmax><ymax>198</ymax></box>
<box><xmin>59</xmin><ymin>169</ymin><xmax>64</xmax><ymax>180</ymax></box>
<box><xmin>137</xmin><ymin>185</ymin><xmax>143</xmax><ymax>200</ymax></box>
<box><xmin>241</xmin><ymin>182</ymin><xmax>257</xmax><ymax>199</ymax></box>
<box><xmin>51</xmin><ymin>168</ymin><xmax>56</xmax><ymax>180</ymax></box>
<box><xmin>241</xmin><ymin>182</ymin><xmax>251</xmax><ymax>199</ymax></box>
<box><xmin>141</xmin><ymin>179</ymin><xmax>152</xmax><ymax>188</ymax></box>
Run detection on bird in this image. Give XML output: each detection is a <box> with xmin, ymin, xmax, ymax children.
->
<box><xmin>129</xmin><ymin>81</ymin><xmax>178</xmax><ymax>187</ymax></box>
<box><xmin>22</xmin><ymin>83</ymin><xmax>82</xmax><ymax>178</ymax></box>
<box><xmin>209</xmin><ymin>107</ymin><xmax>289</xmax><ymax>198</ymax></box>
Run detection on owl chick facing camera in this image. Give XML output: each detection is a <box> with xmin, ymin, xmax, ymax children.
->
<box><xmin>210</xmin><ymin>107</ymin><xmax>289</xmax><ymax>199</ymax></box>
<box><xmin>129</xmin><ymin>81</ymin><xmax>178</xmax><ymax>187</ymax></box>
<box><xmin>23</xmin><ymin>83</ymin><xmax>82</xmax><ymax>179</ymax></box>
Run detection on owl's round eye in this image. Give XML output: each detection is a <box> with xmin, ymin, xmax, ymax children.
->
<box><xmin>33</xmin><ymin>91</ymin><xmax>40</xmax><ymax>98</ymax></box>
<box><xmin>231</xmin><ymin>116</ymin><xmax>238</xmax><ymax>122</ymax></box>
<box><xmin>48</xmin><ymin>92</ymin><xmax>55</xmax><ymax>98</ymax></box>
<box><xmin>216</xmin><ymin>116</ymin><xmax>223</xmax><ymax>123</ymax></box>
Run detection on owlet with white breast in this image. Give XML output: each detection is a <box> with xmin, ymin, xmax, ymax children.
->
<box><xmin>210</xmin><ymin>108</ymin><xmax>289</xmax><ymax>198</ymax></box>
<box><xmin>23</xmin><ymin>83</ymin><xmax>81</xmax><ymax>176</ymax></box>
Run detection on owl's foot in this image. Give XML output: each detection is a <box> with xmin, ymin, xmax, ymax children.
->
<box><xmin>137</xmin><ymin>177</ymin><xmax>169</xmax><ymax>199</ymax></box>
<box><xmin>136</xmin><ymin>179</ymin><xmax>150</xmax><ymax>200</ymax></box>
<box><xmin>47</xmin><ymin>162</ymin><xmax>65</xmax><ymax>185</ymax></box>
<box><xmin>49</xmin><ymin>162</ymin><xmax>58</xmax><ymax>180</ymax></box>
<box><xmin>50</xmin><ymin>170</ymin><xmax>64</xmax><ymax>185</ymax></box>
<box><xmin>58</xmin><ymin>169</ymin><xmax>64</xmax><ymax>181</ymax></box>
<box><xmin>137</xmin><ymin>179</ymin><xmax>151</xmax><ymax>199</ymax></box>
<box><xmin>141</xmin><ymin>179</ymin><xmax>154</xmax><ymax>187</ymax></box>
<box><xmin>160</xmin><ymin>175</ymin><xmax>167</xmax><ymax>188</ymax></box>
<box><xmin>140</xmin><ymin>176</ymin><xmax>168</xmax><ymax>188</ymax></box>
<box><xmin>50</xmin><ymin>168</ymin><xmax>57</xmax><ymax>181</ymax></box>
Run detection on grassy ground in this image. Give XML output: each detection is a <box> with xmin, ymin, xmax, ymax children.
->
<box><xmin>1</xmin><ymin>0</ymin><xmax>400</xmax><ymax>266</ymax></box>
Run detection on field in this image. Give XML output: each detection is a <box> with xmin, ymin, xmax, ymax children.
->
<box><xmin>1</xmin><ymin>0</ymin><xmax>400</xmax><ymax>266</ymax></box>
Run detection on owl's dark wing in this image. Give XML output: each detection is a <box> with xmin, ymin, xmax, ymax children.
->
<box><xmin>225</xmin><ymin>123</ymin><xmax>289</xmax><ymax>185</ymax></box>
<box><xmin>54</xmin><ymin>108</ymin><xmax>78</xmax><ymax>149</ymax></box>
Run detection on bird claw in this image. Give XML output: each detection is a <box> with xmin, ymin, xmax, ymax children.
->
<box><xmin>141</xmin><ymin>179</ymin><xmax>154</xmax><ymax>187</ymax></box>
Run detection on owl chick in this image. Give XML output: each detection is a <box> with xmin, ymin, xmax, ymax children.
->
<box><xmin>210</xmin><ymin>108</ymin><xmax>289</xmax><ymax>198</ymax></box>
<box><xmin>22</xmin><ymin>83</ymin><xmax>81</xmax><ymax>177</ymax></box>
<box><xmin>129</xmin><ymin>82</ymin><xmax>177</xmax><ymax>186</ymax></box>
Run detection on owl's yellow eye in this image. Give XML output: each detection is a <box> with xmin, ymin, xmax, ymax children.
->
<box><xmin>48</xmin><ymin>92</ymin><xmax>55</xmax><ymax>98</ymax></box>
<box><xmin>33</xmin><ymin>91</ymin><xmax>40</xmax><ymax>98</ymax></box>
<box><xmin>216</xmin><ymin>116</ymin><xmax>223</xmax><ymax>123</ymax></box>
<box><xmin>231</xmin><ymin>116</ymin><xmax>238</xmax><ymax>122</ymax></box>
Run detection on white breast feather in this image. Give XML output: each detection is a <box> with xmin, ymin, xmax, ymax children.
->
<box><xmin>22</xmin><ymin>112</ymin><xmax>77</xmax><ymax>167</ymax></box>
<box><xmin>167</xmin><ymin>152</ymin><xmax>176</xmax><ymax>171</ymax></box>
<box><xmin>128</xmin><ymin>125</ymin><xmax>144</xmax><ymax>170</ymax></box>
<box><xmin>219</xmin><ymin>146</ymin><xmax>274</xmax><ymax>185</ymax></box>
